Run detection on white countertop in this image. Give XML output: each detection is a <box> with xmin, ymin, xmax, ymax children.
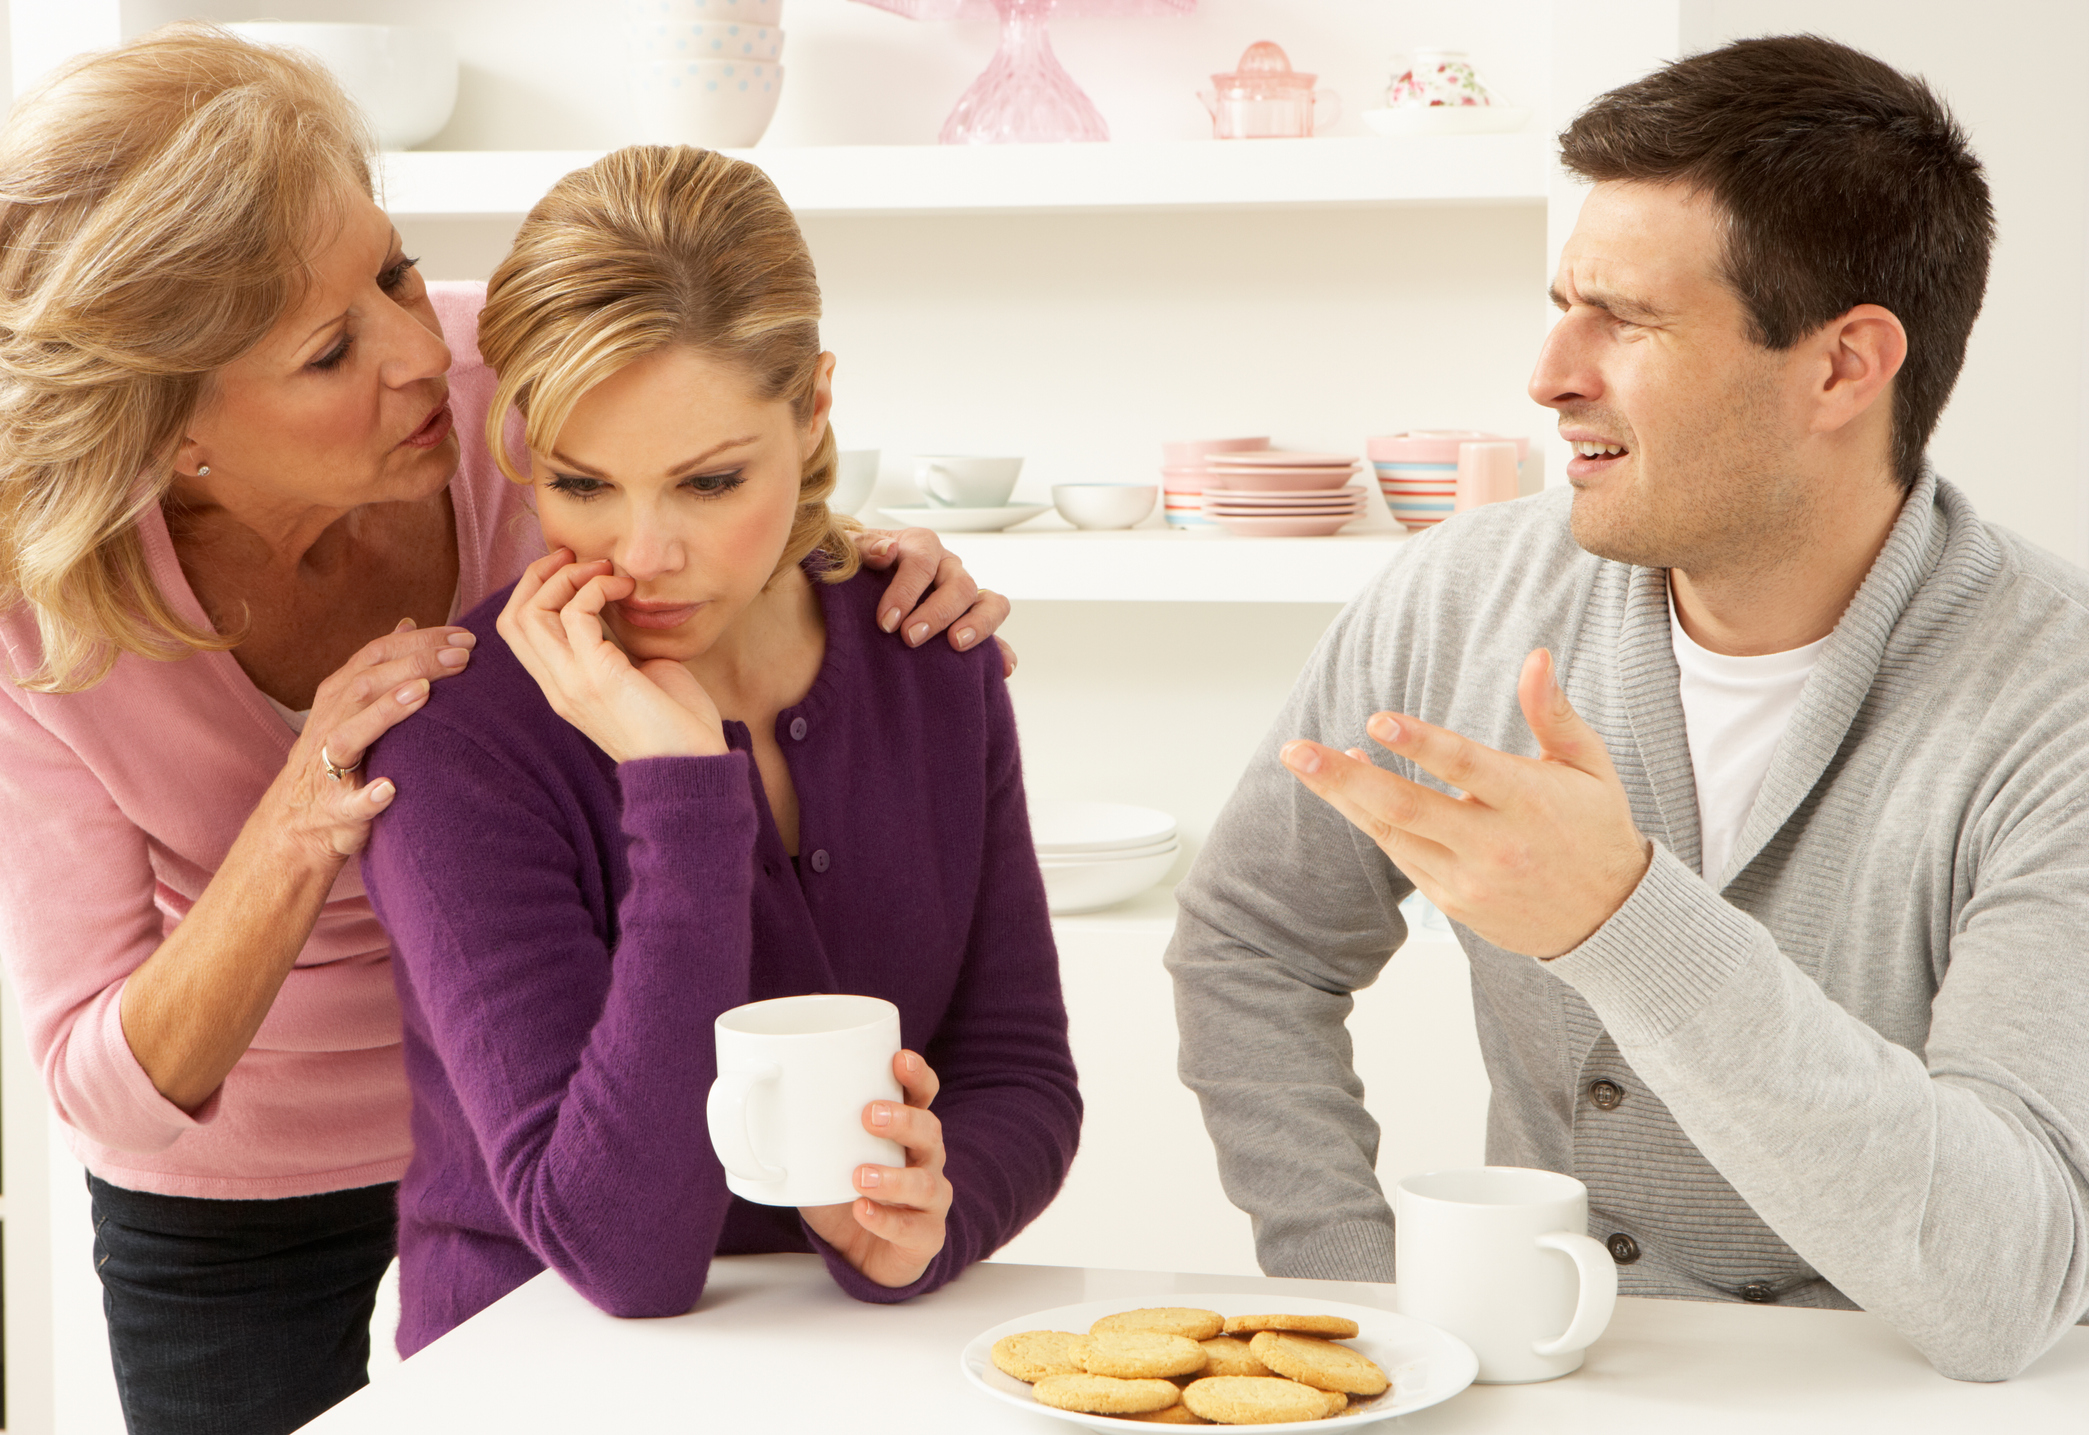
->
<box><xmin>304</xmin><ymin>1254</ymin><xmax>2089</xmax><ymax>1432</ymax></box>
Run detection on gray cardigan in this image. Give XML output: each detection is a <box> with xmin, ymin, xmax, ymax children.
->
<box><xmin>1167</xmin><ymin>470</ymin><xmax>2089</xmax><ymax>1381</ymax></box>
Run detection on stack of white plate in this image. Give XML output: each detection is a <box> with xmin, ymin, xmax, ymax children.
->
<box><xmin>1030</xmin><ymin>800</ymin><xmax>1180</xmax><ymax>915</ymax></box>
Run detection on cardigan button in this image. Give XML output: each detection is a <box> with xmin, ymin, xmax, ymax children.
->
<box><xmin>1606</xmin><ymin>1233</ymin><xmax>1640</xmax><ymax>1264</ymax></box>
<box><xmin>1588</xmin><ymin>1079</ymin><xmax>1625</xmax><ymax>1111</ymax></box>
<box><xmin>788</xmin><ymin>716</ymin><xmax>808</xmax><ymax>741</ymax></box>
<box><xmin>809</xmin><ymin>849</ymin><xmax>831</xmax><ymax>874</ymax></box>
<box><xmin>1739</xmin><ymin>1282</ymin><xmax>1776</xmax><ymax>1304</ymax></box>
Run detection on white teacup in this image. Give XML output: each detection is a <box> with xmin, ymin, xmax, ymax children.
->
<box><xmin>916</xmin><ymin>455</ymin><xmax>1022</xmax><ymax>508</ymax></box>
<box><xmin>706</xmin><ymin>994</ymin><xmax>904</xmax><ymax>1207</ymax></box>
<box><xmin>1395</xmin><ymin>1166</ymin><xmax>1617</xmax><ymax>1383</ymax></box>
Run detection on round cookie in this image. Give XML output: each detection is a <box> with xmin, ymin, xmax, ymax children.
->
<box><xmin>1092</xmin><ymin>1307</ymin><xmax>1228</xmax><ymax>1341</ymax></box>
<box><xmin>1181</xmin><ymin>1376</ymin><xmax>1330</xmax><ymax>1425</ymax></box>
<box><xmin>1125</xmin><ymin>1405</ymin><xmax>1212</xmax><ymax>1424</ymax></box>
<box><xmin>1082</xmin><ymin>1331</ymin><xmax>1209</xmax><ymax>1379</ymax></box>
<box><xmin>1196</xmin><ymin>1335</ymin><xmax>1273</xmax><ymax>1379</ymax></box>
<box><xmin>991</xmin><ymin>1330</ymin><xmax>1094</xmax><ymax>1382</ymax></box>
<box><xmin>1247</xmin><ymin>1331</ymin><xmax>1389</xmax><ymax>1397</ymax></box>
<box><xmin>1222</xmin><ymin>1313</ymin><xmax>1362</xmax><ymax>1339</ymax></box>
<box><xmin>1033</xmin><ymin>1374</ymin><xmax>1181</xmax><ymax>1415</ymax></box>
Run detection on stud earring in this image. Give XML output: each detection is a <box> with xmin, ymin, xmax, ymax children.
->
<box><xmin>197</xmin><ymin>465</ymin><xmax>210</xmax><ymax>476</ymax></box>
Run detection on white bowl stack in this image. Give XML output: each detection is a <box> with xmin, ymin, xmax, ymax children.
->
<box><xmin>1030</xmin><ymin>801</ymin><xmax>1181</xmax><ymax>915</ymax></box>
<box><xmin>624</xmin><ymin>0</ymin><xmax>786</xmax><ymax>148</ymax></box>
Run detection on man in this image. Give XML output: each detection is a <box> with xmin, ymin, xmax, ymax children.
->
<box><xmin>1168</xmin><ymin>35</ymin><xmax>2089</xmax><ymax>1383</ymax></box>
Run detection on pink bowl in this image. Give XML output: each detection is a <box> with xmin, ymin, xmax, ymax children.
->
<box><xmin>1367</xmin><ymin>430</ymin><xmax>1529</xmax><ymax>465</ymax></box>
<box><xmin>1161</xmin><ymin>436</ymin><xmax>1271</xmax><ymax>466</ymax></box>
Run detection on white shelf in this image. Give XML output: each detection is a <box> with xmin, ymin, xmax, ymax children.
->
<box><xmin>926</xmin><ymin>525</ymin><xmax>1405</xmax><ymax>604</ymax></box>
<box><xmin>378</xmin><ymin>134</ymin><xmax>1548</xmax><ymax>219</ymax></box>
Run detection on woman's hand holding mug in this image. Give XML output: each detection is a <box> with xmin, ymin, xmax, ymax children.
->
<box><xmin>498</xmin><ymin>548</ymin><xmax>726</xmax><ymax>763</ymax></box>
<box><xmin>800</xmin><ymin>1049</ymin><xmax>953</xmax><ymax>1289</ymax></box>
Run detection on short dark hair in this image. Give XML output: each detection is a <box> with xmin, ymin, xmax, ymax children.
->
<box><xmin>1561</xmin><ymin>35</ymin><xmax>1993</xmax><ymax>491</ymax></box>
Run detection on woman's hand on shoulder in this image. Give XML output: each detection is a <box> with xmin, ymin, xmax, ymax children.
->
<box><xmin>265</xmin><ymin>618</ymin><xmax>479</xmax><ymax>868</ymax></box>
<box><xmin>800</xmin><ymin>1049</ymin><xmax>952</xmax><ymax>1289</ymax></box>
<box><xmin>497</xmin><ymin>549</ymin><xmax>727</xmax><ymax>764</ymax></box>
<box><xmin>853</xmin><ymin>529</ymin><xmax>1017</xmax><ymax>677</ymax></box>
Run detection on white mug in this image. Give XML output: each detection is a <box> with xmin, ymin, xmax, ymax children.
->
<box><xmin>1395</xmin><ymin>1166</ymin><xmax>1617</xmax><ymax>1383</ymax></box>
<box><xmin>706</xmin><ymin>994</ymin><xmax>904</xmax><ymax>1207</ymax></box>
<box><xmin>915</xmin><ymin>455</ymin><xmax>1022</xmax><ymax>508</ymax></box>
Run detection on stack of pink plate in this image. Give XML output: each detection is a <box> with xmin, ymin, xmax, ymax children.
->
<box><xmin>1200</xmin><ymin>450</ymin><xmax>1367</xmax><ymax>536</ymax></box>
<box><xmin>1161</xmin><ymin>436</ymin><xmax>1271</xmax><ymax>529</ymax></box>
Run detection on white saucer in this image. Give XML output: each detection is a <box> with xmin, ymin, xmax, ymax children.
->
<box><xmin>1363</xmin><ymin>105</ymin><xmax>1531</xmax><ymax>137</ymax></box>
<box><xmin>876</xmin><ymin>503</ymin><xmax>1052</xmax><ymax>533</ymax></box>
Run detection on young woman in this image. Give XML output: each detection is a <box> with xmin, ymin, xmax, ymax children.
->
<box><xmin>360</xmin><ymin>146</ymin><xmax>1080</xmax><ymax>1351</ymax></box>
<box><xmin>0</xmin><ymin>26</ymin><xmax>1006</xmax><ymax>1434</ymax></box>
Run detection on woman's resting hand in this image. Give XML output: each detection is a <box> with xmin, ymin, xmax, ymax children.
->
<box><xmin>270</xmin><ymin>614</ymin><xmax>479</xmax><ymax>866</ymax></box>
<box><xmin>499</xmin><ymin>550</ymin><xmax>727</xmax><ymax>764</ymax></box>
<box><xmin>800</xmin><ymin>1049</ymin><xmax>952</xmax><ymax>1289</ymax></box>
<box><xmin>853</xmin><ymin>529</ymin><xmax>1017</xmax><ymax>677</ymax></box>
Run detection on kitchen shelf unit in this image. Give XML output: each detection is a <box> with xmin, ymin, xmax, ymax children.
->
<box><xmin>377</xmin><ymin>134</ymin><xmax>1549</xmax><ymax>219</ymax></box>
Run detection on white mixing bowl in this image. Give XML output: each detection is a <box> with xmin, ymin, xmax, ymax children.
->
<box><xmin>228</xmin><ymin>23</ymin><xmax>458</xmax><ymax>151</ymax></box>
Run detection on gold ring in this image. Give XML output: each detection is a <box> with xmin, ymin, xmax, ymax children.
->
<box><xmin>320</xmin><ymin>744</ymin><xmax>359</xmax><ymax>784</ymax></box>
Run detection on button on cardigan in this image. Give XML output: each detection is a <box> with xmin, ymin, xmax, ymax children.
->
<box><xmin>362</xmin><ymin>568</ymin><xmax>1081</xmax><ymax>1355</ymax></box>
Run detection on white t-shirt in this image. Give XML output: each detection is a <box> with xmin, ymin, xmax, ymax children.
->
<box><xmin>1669</xmin><ymin>583</ymin><xmax>1827</xmax><ymax>884</ymax></box>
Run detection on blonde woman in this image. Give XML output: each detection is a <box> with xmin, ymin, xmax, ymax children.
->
<box><xmin>359</xmin><ymin>146</ymin><xmax>1080</xmax><ymax>1352</ymax></box>
<box><xmin>0</xmin><ymin>27</ymin><xmax>1006</xmax><ymax>1435</ymax></box>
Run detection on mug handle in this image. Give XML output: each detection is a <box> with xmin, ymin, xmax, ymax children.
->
<box><xmin>1531</xmin><ymin>1231</ymin><xmax>1618</xmax><ymax>1357</ymax></box>
<box><xmin>1313</xmin><ymin>88</ymin><xmax>1343</xmax><ymax>134</ymax></box>
<box><xmin>706</xmin><ymin>1064</ymin><xmax>786</xmax><ymax>1182</ymax></box>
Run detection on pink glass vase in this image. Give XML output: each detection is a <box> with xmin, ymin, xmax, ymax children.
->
<box><xmin>941</xmin><ymin>0</ymin><xmax>1107</xmax><ymax>144</ymax></box>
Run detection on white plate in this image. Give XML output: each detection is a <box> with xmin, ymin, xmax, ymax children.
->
<box><xmin>1362</xmin><ymin>105</ymin><xmax>1531</xmax><ymax>137</ymax></box>
<box><xmin>1037</xmin><ymin>837</ymin><xmax>1179</xmax><ymax>865</ymax></box>
<box><xmin>876</xmin><ymin>503</ymin><xmax>1052</xmax><ymax>533</ymax></box>
<box><xmin>959</xmin><ymin>1292</ymin><xmax>1478</xmax><ymax>1432</ymax></box>
<box><xmin>1031</xmin><ymin>800</ymin><xmax>1178</xmax><ymax>854</ymax></box>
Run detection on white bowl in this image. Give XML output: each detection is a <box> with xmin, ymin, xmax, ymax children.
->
<box><xmin>830</xmin><ymin>450</ymin><xmax>878</xmax><ymax>516</ymax></box>
<box><xmin>624</xmin><ymin>0</ymin><xmax>785</xmax><ymax>25</ymax></box>
<box><xmin>631</xmin><ymin>21</ymin><xmax>784</xmax><ymax>61</ymax></box>
<box><xmin>1362</xmin><ymin>105</ymin><xmax>1530</xmax><ymax>137</ymax></box>
<box><xmin>1030</xmin><ymin>800</ymin><xmax>1177</xmax><ymax>854</ymax></box>
<box><xmin>631</xmin><ymin>60</ymin><xmax>784</xmax><ymax>147</ymax></box>
<box><xmin>1051</xmin><ymin>484</ymin><xmax>1158</xmax><ymax>531</ymax></box>
<box><xmin>1039</xmin><ymin>844</ymin><xmax>1179</xmax><ymax>915</ymax></box>
<box><xmin>227</xmin><ymin>23</ymin><xmax>458</xmax><ymax>150</ymax></box>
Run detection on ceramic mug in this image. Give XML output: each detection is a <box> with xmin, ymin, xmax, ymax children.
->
<box><xmin>1394</xmin><ymin>1166</ymin><xmax>1617</xmax><ymax>1383</ymax></box>
<box><xmin>916</xmin><ymin>455</ymin><xmax>1022</xmax><ymax>508</ymax></box>
<box><xmin>1455</xmin><ymin>440</ymin><xmax>1521</xmax><ymax>512</ymax></box>
<box><xmin>706</xmin><ymin>993</ymin><xmax>904</xmax><ymax>1207</ymax></box>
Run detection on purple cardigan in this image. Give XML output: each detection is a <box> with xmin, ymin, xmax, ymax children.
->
<box><xmin>362</xmin><ymin>568</ymin><xmax>1081</xmax><ymax>1355</ymax></box>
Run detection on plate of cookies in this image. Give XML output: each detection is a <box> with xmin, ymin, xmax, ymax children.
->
<box><xmin>961</xmin><ymin>1295</ymin><xmax>1477</xmax><ymax>1428</ymax></box>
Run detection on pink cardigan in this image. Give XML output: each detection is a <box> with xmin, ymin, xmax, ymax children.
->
<box><xmin>0</xmin><ymin>283</ymin><xmax>541</xmax><ymax>1198</ymax></box>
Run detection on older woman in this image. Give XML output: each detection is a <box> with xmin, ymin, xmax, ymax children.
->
<box><xmin>0</xmin><ymin>26</ymin><xmax>1007</xmax><ymax>1435</ymax></box>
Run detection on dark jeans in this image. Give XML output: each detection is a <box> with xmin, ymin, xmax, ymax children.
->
<box><xmin>88</xmin><ymin>1174</ymin><xmax>398</xmax><ymax>1435</ymax></box>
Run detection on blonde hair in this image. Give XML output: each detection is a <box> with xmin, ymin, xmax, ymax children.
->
<box><xmin>0</xmin><ymin>23</ymin><xmax>374</xmax><ymax>692</ymax></box>
<box><xmin>478</xmin><ymin>146</ymin><xmax>859</xmax><ymax>587</ymax></box>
